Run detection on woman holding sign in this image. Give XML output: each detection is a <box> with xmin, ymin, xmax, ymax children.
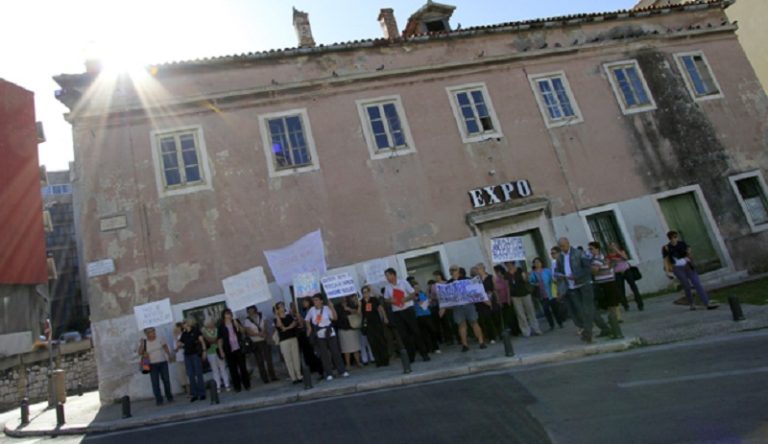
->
<box><xmin>305</xmin><ymin>294</ymin><xmax>349</xmax><ymax>381</ymax></box>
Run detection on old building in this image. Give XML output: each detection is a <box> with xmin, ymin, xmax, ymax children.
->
<box><xmin>0</xmin><ymin>78</ymin><xmax>49</xmax><ymax>357</ymax></box>
<box><xmin>54</xmin><ymin>0</ymin><xmax>768</xmax><ymax>402</ymax></box>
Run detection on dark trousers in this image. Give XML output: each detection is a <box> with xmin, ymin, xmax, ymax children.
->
<box><xmin>225</xmin><ymin>348</ymin><xmax>250</xmax><ymax>391</ymax></box>
<box><xmin>437</xmin><ymin>308</ymin><xmax>458</xmax><ymax>344</ymax></box>
<box><xmin>316</xmin><ymin>335</ymin><xmax>346</xmax><ymax>376</ymax></box>
<box><xmin>563</xmin><ymin>291</ymin><xmax>583</xmax><ymax>329</ymax></box>
<box><xmin>298</xmin><ymin>331</ymin><xmax>323</xmax><ymax>374</ymax></box>
<box><xmin>149</xmin><ymin>361</ymin><xmax>173</xmax><ymax>404</ymax></box>
<box><xmin>541</xmin><ymin>298</ymin><xmax>565</xmax><ymax>329</ymax></box>
<box><xmin>477</xmin><ymin>306</ymin><xmax>499</xmax><ymax>341</ymax></box>
<box><xmin>500</xmin><ymin>303</ymin><xmax>521</xmax><ymax>335</ymax></box>
<box><xmin>250</xmin><ymin>341</ymin><xmax>277</xmax><ymax>383</ymax></box>
<box><xmin>365</xmin><ymin>325</ymin><xmax>389</xmax><ymax>366</ymax></box>
<box><xmin>392</xmin><ymin>307</ymin><xmax>429</xmax><ymax>362</ymax></box>
<box><xmin>184</xmin><ymin>354</ymin><xmax>206</xmax><ymax>398</ymax></box>
<box><xmin>416</xmin><ymin>315</ymin><xmax>439</xmax><ymax>352</ymax></box>
<box><xmin>616</xmin><ymin>271</ymin><xmax>644</xmax><ymax>309</ymax></box>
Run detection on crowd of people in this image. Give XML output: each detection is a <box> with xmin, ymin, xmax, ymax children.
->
<box><xmin>138</xmin><ymin>232</ymin><xmax>724</xmax><ymax>405</ymax></box>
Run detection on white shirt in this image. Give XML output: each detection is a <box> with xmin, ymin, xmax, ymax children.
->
<box><xmin>304</xmin><ymin>306</ymin><xmax>335</xmax><ymax>338</ymax></box>
<box><xmin>563</xmin><ymin>252</ymin><xmax>576</xmax><ymax>290</ymax></box>
<box><xmin>384</xmin><ymin>279</ymin><xmax>415</xmax><ymax>312</ymax></box>
<box><xmin>243</xmin><ymin>315</ymin><xmax>266</xmax><ymax>342</ymax></box>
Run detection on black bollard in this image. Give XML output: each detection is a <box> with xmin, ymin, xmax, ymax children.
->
<box><xmin>207</xmin><ymin>380</ymin><xmax>220</xmax><ymax>405</ymax></box>
<box><xmin>121</xmin><ymin>395</ymin><xmax>131</xmax><ymax>419</ymax></box>
<box><xmin>502</xmin><ymin>329</ymin><xmax>515</xmax><ymax>357</ymax></box>
<box><xmin>399</xmin><ymin>349</ymin><xmax>412</xmax><ymax>374</ymax></box>
<box><xmin>76</xmin><ymin>382</ymin><xmax>83</xmax><ymax>397</ymax></box>
<box><xmin>20</xmin><ymin>398</ymin><xmax>29</xmax><ymax>425</ymax></box>
<box><xmin>728</xmin><ymin>295</ymin><xmax>746</xmax><ymax>321</ymax></box>
<box><xmin>55</xmin><ymin>402</ymin><xmax>65</xmax><ymax>425</ymax></box>
<box><xmin>302</xmin><ymin>364</ymin><xmax>313</xmax><ymax>389</ymax></box>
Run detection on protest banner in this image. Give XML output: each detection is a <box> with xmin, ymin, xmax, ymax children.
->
<box><xmin>264</xmin><ymin>230</ymin><xmax>327</xmax><ymax>285</ymax></box>
<box><xmin>363</xmin><ymin>258</ymin><xmax>388</xmax><ymax>285</ymax></box>
<box><xmin>222</xmin><ymin>266</ymin><xmax>272</xmax><ymax>311</ymax></box>
<box><xmin>435</xmin><ymin>278</ymin><xmax>489</xmax><ymax>308</ymax></box>
<box><xmin>321</xmin><ymin>273</ymin><xmax>358</xmax><ymax>299</ymax></box>
<box><xmin>134</xmin><ymin>298</ymin><xmax>174</xmax><ymax>330</ymax></box>
<box><xmin>293</xmin><ymin>272</ymin><xmax>321</xmax><ymax>298</ymax></box>
<box><xmin>491</xmin><ymin>237</ymin><xmax>526</xmax><ymax>263</ymax></box>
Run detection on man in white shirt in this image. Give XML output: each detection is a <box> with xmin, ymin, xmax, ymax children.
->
<box><xmin>304</xmin><ymin>294</ymin><xmax>349</xmax><ymax>380</ymax></box>
<box><xmin>383</xmin><ymin>268</ymin><xmax>430</xmax><ymax>363</ymax></box>
<box><xmin>243</xmin><ymin>306</ymin><xmax>277</xmax><ymax>384</ymax></box>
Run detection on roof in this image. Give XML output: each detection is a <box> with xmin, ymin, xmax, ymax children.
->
<box><xmin>54</xmin><ymin>0</ymin><xmax>733</xmax><ymax>81</ymax></box>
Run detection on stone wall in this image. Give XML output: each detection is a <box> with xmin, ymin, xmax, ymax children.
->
<box><xmin>0</xmin><ymin>341</ymin><xmax>96</xmax><ymax>412</ymax></box>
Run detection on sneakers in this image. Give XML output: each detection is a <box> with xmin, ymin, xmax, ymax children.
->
<box><xmin>706</xmin><ymin>303</ymin><xmax>720</xmax><ymax>310</ymax></box>
<box><xmin>326</xmin><ymin>375</ymin><xmax>334</xmax><ymax>381</ymax></box>
<box><xmin>489</xmin><ymin>340</ymin><xmax>496</xmax><ymax>344</ymax></box>
<box><xmin>342</xmin><ymin>372</ymin><xmax>350</xmax><ymax>378</ymax></box>
<box><xmin>434</xmin><ymin>349</ymin><xmax>442</xmax><ymax>354</ymax></box>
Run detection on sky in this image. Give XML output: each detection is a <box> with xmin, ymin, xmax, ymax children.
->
<box><xmin>1</xmin><ymin>0</ymin><xmax>637</xmax><ymax>171</ymax></box>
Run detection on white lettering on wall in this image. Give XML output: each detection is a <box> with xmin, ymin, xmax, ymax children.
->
<box><xmin>468</xmin><ymin>180</ymin><xmax>533</xmax><ymax>209</ymax></box>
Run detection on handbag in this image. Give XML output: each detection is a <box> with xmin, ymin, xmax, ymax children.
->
<box><xmin>629</xmin><ymin>266</ymin><xmax>642</xmax><ymax>281</ymax></box>
<box><xmin>348</xmin><ymin>313</ymin><xmax>362</xmax><ymax>329</ymax></box>
<box><xmin>140</xmin><ymin>339</ymin><xmax>151</xmax><ymax>374</ymax></box>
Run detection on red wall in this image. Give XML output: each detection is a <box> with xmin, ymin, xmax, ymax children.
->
<box><xmin>0</xmin><ymin>79</ymin><xmax>47</xmax><ymax>284</ymax></box>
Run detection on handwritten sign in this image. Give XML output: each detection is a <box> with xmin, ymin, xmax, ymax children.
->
<box><xmin>491</xmin><ymin>237</ymin><xmax>526</xmax><ymax>263</ymax></box>
<box><xmin>264</xmin><ymin>230</ymin><xmax>327</xmax><ymax>285</ymax></box>
<box><xmin>87</xmin><ymin>259</ymin><xmax>115</xmax><ymax>278</ymax></box>
<box><xmin>363</xmin><ymin>259</ymin><xmax>388</xmax><ymax>285</ymax></box>
<box><xmin>134</xmin><ymin>298</ymin><xmax>174</xmax><ymax>330</ymax></box>
<box><xmin>321</xmin><ymin>273</ymin><xmax>357</xmax><ymax>299</ymax></box>
<box><xmin>293</xmin><ymin>272</ymin><xmax>321</xmax><ymax>298</ymax></box>
<box><xmin>223</xmin><ymin>266</ymin><xmax>272</xmax><ymax>311</ymax></box>
<box><xmin>435</xmin><ymin>278</ymin><xmax>489</xmax><ymax>308</ymax></box>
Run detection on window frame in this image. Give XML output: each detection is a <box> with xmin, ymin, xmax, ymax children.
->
<box><xmin>445</xmin><ymin>82</ymin><xmax>504</xmax><ymax>143</ymax></box>
<box><xmin>150</xmin><ymin>125</ymin><xmax>213</xmax><ymax>198</ymax></box>
<box><xmin>729</xmin><ymin>171</ymin><xmax>768</xmax><ymax>233</ymax></box>
<box><xmin>356</xmin><ymin>95</ymin><xmax>417</xmax><ymax>160</ymax></box>
<box><xmin>578</xmin><ymin>204</ymin><xmax>639</xmax><ymax>264</ymax></box>
<box><xmin>528</xmin><ymin>70</ymin><xmax>583</xmax><ymax>129</ymax></box>
<box><xmin>673</xmin><ymin>51</ymin><xmax>724</xmax><ymax>102</ymax></box>
<box><xmin>603</xmin><ymin>60</ymin><xmax>657</xmax><ymax>115</ymax></box>
<box><xmin>258</xmin><ymin>108</ymin><xmax>320</xmax><ymax>178</ymax></box>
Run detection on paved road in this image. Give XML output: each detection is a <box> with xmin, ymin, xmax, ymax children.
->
<box><xmin>5</xmin><ymin>331</ymin><xmax>767</xmax><ymax>444</ymax></box>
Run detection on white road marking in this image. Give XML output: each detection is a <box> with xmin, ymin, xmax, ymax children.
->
<box><xmin>618</xmin><ymin>366</ymin><xmax>768</xmax><ymax>388</ymax></box>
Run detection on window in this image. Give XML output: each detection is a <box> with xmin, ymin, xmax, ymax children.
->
<box><xmin>528</xmin><ymin>71</ymin><xmax>583</xmax><ymax>128</ymax></box>
<box><xmin>357</xmin><ymin>96</ymin><xmax>416</xmax><ymax>159</ymax></box>
<box><xmin>604</xmin><ymin>60</ymin><xmax>656</xmax><ymax>114</ymax></box>
<box><xmin>729</xmin><ymin>171</ymin><xmax>768</xmax><ymax>232</ymax></box>
<box><xmin>586</xmin><ymin>211</ymin><xmax>630</xmax><ymax>257</ymax></box>
<box><xmin>674</xmin><ymin>51</ymin><xmax>722</xmax><ymax>101</ymax></box>
<box><xmin>446</xmin><ymin>83</ymin><xmax>503</xmax><ymax>143</ymax></box>
<box><xmin>42</xmin><ymin>184</ymin><xmax>72</xmax><ymax>196</ymax></box>
<box><xmin>425</xmin><ymin>20</ymin><xmax>448</xmax><ymax>32</ymax></box>
<box><xmin>258</xmin><ymin>109</ymin><xmax>320</xmax><ymax>178</ymax></box>
<box><xmin>151</xmin><ymin>126</ymin><xmax>212</xmax><ymax>197</ymax></box>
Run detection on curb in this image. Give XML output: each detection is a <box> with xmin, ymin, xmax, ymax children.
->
<box><xmin>4</xmin><ymin>337</ymin><xmax>639</xmax><ymax>438</ymax></box>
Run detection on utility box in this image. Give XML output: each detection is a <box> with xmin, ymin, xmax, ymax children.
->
<box><xmin>51</xmin><ymin>369</ymin><xmax>66</xmax><ymax>404</ymax></box>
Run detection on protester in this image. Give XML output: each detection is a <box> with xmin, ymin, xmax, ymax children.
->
<box><xmin>172</xmin><ymin>322</ymin><xmax>189</xmax><ymax>395</ymax></box>
<box><xmin>137</xmin><ymin>327</ymin><xmax>174</xmax><ymax>406</ymax></box>
<box><xmin>473</xmin><ymin>264</ymin><xmax>499</xmax><ymax>344</ymax></box>
<box><xmin>273</xmin><ymin>301</ymin><xmax>303</xmax><ymax>384</ymax></box>
<box><xmin>662</xmin><ymin>231</ymin><xmax>719</xmax><ymax>310</ymax></box>
<box><xmin>493</xmin><ymin>264</ymin><xmax>516</xmax><ymax>333</ymax></box>
<box><xmin>217</xmin><ymin>309</ymin><xmax>251</xmax><ymax>392</ymax></box>
<box><xmin>529</xmin><ymin>258</ymin><xmax>564</xmax><ymax>330</ymax></box>
<box><xmin>506</xmin><ymin>261</ymin><xmax>542</xmax><ymax>337</ymax></box>
<box><xmin>305</xmin><ymin>294</ymin><xmax>349</xmax><ymax>380</ymax></box>
<box><xmin>360</xmin><ymin>285</ymin><xmax>390</xmax><ymax>367</ymax></box>
<box><xmin>178</xmin><ymin>318</ymin><xmax>207</xmax><ymax>402</ymax></box>
<box><xmin>244</xmin><ymin>305</ymin><xmax>278</xmax><ymax>384</ymax></box>
<box><xmin>297</xmin><ymin>297</ymin><xmax>323</xmax><ymax>375</ymax></box>
<box><xmin>588</xmin><ymin>242</ymin><xmax>624</xmax><ymax>339</ymax></box>
<box><xmin>431</xmin><ymin>270</ymin><xmax>457</xmax><ymax>346</ymax></box>
<box><xmin>551</xmin><ymin>246</ymin><xmax>580</xmax><ymax>330</ymax></box>
<box><xmin>383</xmin><ymin>268</ymin><xmax>431</xmax><ymax>362</ymax></box>
<box><xmin>443</xmin><ymin>265</ymin><xmax>486</xmax><ymax>352</ymax></box>
<box><xmin>202</xmin><ymin>318</ymin><xmax>230</xmax><ymax>392</ymax></box>
<box><xmin>338</xmin><ymin>295</ymin><xmax>363</xmax><ymax>369</ymax></box>
<box><xmin>412</xmin><ymin>280</ymin><xmax>441</xmax><ymax>354</ymax></box>
<box><xmin>607</xmin><ymin>242</ymin><xmax>644</xmax><ymax>311</ymax></box>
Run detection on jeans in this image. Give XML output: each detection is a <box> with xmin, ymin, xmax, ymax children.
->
<box><xmin>149</xmin><ymin>361</ymin><xmax>173</xmax><ymax>404</ymax></box>
<box><xmin>616</xmin><ymin>270</ymin><xmax>644</xmax><ymax>309</ymax></box>
<box><xmin>315</xmin><ymin>334</ymin><xmax>346</xmax><ymax>376</ymax></box>
<box><xmin>568</xmin><ymin>284</ymin><xmax>601</xmax><ymax>340</ymax></box>
<box><xmin>184</xmin><ymin>354</ymin><xmax>206</xmax><ymax>398</ymax></box>
<box><xmin>562</xmin><ymin>291</ymin><xmax>583</xmax><ymax>329</ymax></box>
<box><xmin>673</xmin><ymin>265</ymin><xmax>710</xmax><ymax>306</ymax></box>
<box><xmin>541</xmin><ymin>298</ymin><xmax>565</xmax><ymax>329</ymax></box>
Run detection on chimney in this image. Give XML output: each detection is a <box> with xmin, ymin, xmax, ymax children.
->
<box><xmin>378</xmin><ymin>8</ymin><xmax>400</xmax><ymax>40</ymax></box>
<box><xmin>293</xmin><ymin>7</ymin><xmax>316</xmax><ymax>48</ymax></box>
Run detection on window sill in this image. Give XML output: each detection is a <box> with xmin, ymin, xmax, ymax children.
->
<box><xmin>543</xmin><ymin>117</ymin><xmax>583</xmax><ymax>129</ymax></box>
<box><xmin>159</xmin><ymin>182</ymin><xmax>213</xmax><ymax>198</ymax></box>
<box><xmin>461</xmin><ymin>132</ymin><xmax>504</xmax><ymax>144</ymax></box>
<box><xmin>269</xmin><ymin>163</ymin><xmax>320</xmax><ymax>178</ymax></box>
<box><xmin>370</xmin><ymin>147</ymin><xmax>417</xmax><ymax>160</ymax></box>
<box><xmin>692</xmin><ymin>93</ymin><xmax>724</xmax><ymax>103</ymax></box>
<box><xmin>747</xmin><ymin>223</ymin><xmax>768</xmax><ymax>234</ymax></box>
<box><xmin>620</xmin><ymin>105</ymin><xmax>657</xmax><ymax>115</ymax></box>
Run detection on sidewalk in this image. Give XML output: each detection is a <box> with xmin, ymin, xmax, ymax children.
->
<box><xmin>5</xmin><ymin>292</ymin><xmax>768</xmax><ymax>438</ymax></box>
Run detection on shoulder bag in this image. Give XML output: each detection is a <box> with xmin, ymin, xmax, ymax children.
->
<box><xmin>140</xmin><ymin>339</ymin><xmax>151</xmax><ymax>374</ymax></box>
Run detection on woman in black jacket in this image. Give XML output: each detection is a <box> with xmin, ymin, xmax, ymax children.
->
<box><xmin>217</xmin><ymin>309</ymin><xmax>251</xmax><ymax>392</ymax></box>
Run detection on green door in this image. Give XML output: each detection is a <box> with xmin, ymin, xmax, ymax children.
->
<box><xmin>658</xmin><ymin>192</ymin><xmax>721</xmax><ymax>272</ymax></box>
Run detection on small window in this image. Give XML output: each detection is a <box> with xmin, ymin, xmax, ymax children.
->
<box><xmin>730</xmin><ymin>172</ymin><xmax>768</xmax><ymax>231</ymax></box>
<box><xmin>151</xmin><ymin>126</ymin><xmax>212</xmax><ymax>197</ymax></box>
<box><xmin>258</xmin><ymin>109</ymin><xmax>320</xmax><ymax>178</ymax></box>
<box><xmin>674</xmin><ymin>51</ymin><xmax>722</xmax><ymax>101</ymax></box>
<box><xmin>604</xmin><ymin>60</ymin><xmax>656</xmax><ymax>114</ymax></box>
<box><xmin>528</xmin><ymin>71</ymin><xmax>583</xmax><ymax>128</ymax></box>
<box><xmin>446</xmin><ymin>83</ymin><xmax>503</xmax><ymax>143</ymax></box>
<box><xmin>586</xmin><ymin>211</ymin><xmax>630</xmax><ymax>258</ymax></box>
<box><xmin>357</xmin><ymin>96</ymin><xmax>416</xmax><ymax>159</ymax></box>
<box><xmin>425</xmin><ymin>20</ymin><xmax>447</xmax><ymax>32</ymax></box>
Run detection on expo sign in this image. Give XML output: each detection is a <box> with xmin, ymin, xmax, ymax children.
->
<box><xmin>468</xmin><ymin>180</ymin><xmax>533</xmax><ymax>209</ymax></box>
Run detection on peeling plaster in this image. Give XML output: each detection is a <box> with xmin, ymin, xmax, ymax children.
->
<box><xmin>106</xmin><ymin>239</ymin><xmax>127</xmax><ymax>259</ymax></box>
<box><xmin>167</xmin><ymin>262</ymin><xmax>202</xmax><ymax>293</ymax></box>
<box><xmin>203</xmin><ymin>209</ymin><xmax>219</xmax><ymax>238</ymax></box>
<box><xmin>160</xmin><ymin>210</ymin><xmax>178</xmax><ymax>251</ymax></box>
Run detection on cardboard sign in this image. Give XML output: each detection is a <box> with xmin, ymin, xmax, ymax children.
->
<box><xmin>293</xmin><ymin>272</ymin><xmax>321</xmax><ymax>298</ymax></box>
<box><xmin>491</xmin><ymin>237</ymin><xmax>526</xmax><ymax>263</ymax></box>
<box><xmin>134</xmin><ymin>298</ymin><xmax>174</xmax><ymax>330</ymax></box>
<box><xmin>321</xmin><ymin>273</ymin><xmax>358</xmax><ymax>299</ymax></box>
<box><xmin>363</xmin><ymin>258</ymin><xmax>388</xmax><ymax>285</ymax></box>
<box><xmin>222</xmin><ymin>266</ymin><xmax>272</xmax><ymax>311</ymax></box>
<box><xmin>264</xmin><ymin>230</ymin><xmax>327</xmax><ymax>285</ymax></box>
<box><xmin>87</xmin><ymin>259</ymin><xmax>115</xmax><ymax>278</ymax></box>
<box><xmin>435</xmin><ymin>278</ymin><xmax>489</xmax><ymax>308</ymax></box>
